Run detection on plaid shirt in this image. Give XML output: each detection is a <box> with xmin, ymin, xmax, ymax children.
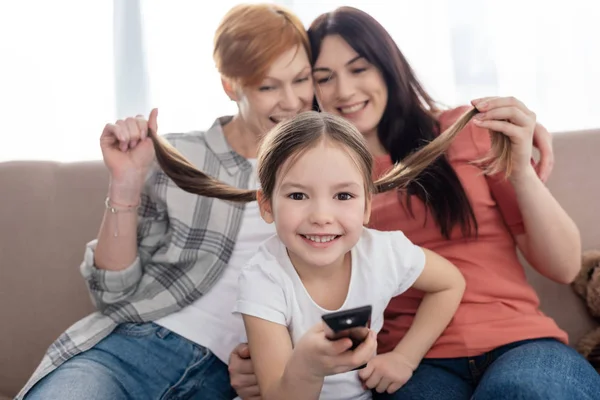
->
<box><xmin>18</xmin><ymin>117</ymin><xmax>252</xmax><ymax>399</ymax></box>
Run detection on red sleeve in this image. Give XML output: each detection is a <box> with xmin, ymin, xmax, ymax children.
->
<box><xmin>469</xmin><ymin>125</ymin><xmax>526</xmax><ymax>236</ymax></box>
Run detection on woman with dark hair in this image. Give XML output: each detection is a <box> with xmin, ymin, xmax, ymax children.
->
<box><xmin>308</xmin><ymin>6</ymin><xmax>600</xmax><ymax>399</ymax></box>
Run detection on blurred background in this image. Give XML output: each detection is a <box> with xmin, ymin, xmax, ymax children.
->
<box><xmin>0</xmin><ymin>0</ymin><xmax>598</xmax><ymax>162</ymax></box>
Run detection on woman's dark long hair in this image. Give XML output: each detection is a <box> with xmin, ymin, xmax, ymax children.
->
<box><xmin>308</xmin><ymin>7</ymin><xmax>480</xmax><ymax>239</ymax></box>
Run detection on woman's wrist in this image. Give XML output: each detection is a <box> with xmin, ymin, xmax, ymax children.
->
<box><xmin>508</xmin><ymin>164</ymin><xmax>538</xmax><ymax>187</ymax></box>
<box><xmin>108</xmin><ymin>178</ymin><xmax>144</xmax><ymax>206</ymax></box>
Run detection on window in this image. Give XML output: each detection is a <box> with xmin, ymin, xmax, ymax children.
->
<box><xmin>1</xmin><ymin>0</ymin><xmax>597</xmax><ymax>162</ymax></box>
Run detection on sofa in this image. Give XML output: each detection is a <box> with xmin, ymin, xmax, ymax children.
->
<box><xmin>1</xmin><ymin>128</ymin><xmax>599</xmax><ymax>399</ymax></box>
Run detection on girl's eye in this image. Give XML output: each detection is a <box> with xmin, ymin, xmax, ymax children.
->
<box><xmin>352</xmin><ymin>68</ymin><xmax>367</xmax><ymax>74</ymax></box>
<box><xmin>288</xmin><ymin>193</ymin><xmax>306</xmax><ymax>200</ymax></box>
<box><xmin>259</xmin><ymin>86</ymin><xmax>275</xmax><ymax>92</ymax></box>
<box><xmin>336</xmin><ymin>193</ymin><xmax>353</xmax><ymax>201</ymax></box>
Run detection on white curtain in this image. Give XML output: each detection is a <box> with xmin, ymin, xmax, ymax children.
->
<box><xmin>0</xmin><ymin>0</ymin><xmax>598</xmax><ymax>162</ymax></box>
<box><xmin>0</xmin><ymin>1</ymin><xmax>114</xmax><ymax>162</ymax></box>
<box><xmin>291</xmin><ymin>0</ymin><xmax>600</xmax><ymax>132</ymax></box>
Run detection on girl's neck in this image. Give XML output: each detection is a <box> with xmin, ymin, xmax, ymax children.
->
<box><xmin>222</xmin><ymin>115</ymin><xmax>262</xmax><ymax>159</ymax></box>
<box><xmin>288</xmin><ymin>250</ymin><xmax>352</xmax><ymax>310</ymax></box>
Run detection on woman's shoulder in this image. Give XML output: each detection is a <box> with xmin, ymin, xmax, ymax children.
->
<box><xmin>159</xmin><ymin>116</ymin><xmax>241</xmax><ymax>168</ymax></box>
<box><xmin>162</xmin><ymin>130</ymin><xmax>207</xmax><ymax>148</ymax></box>
<box><xmin>437</xmin><ymin>105</ymin><xmax>473</xmax><ymax>131</ymax></box>
<box><xmin>162</xmin><ymin>116</ymin><xmax>227</xmax><ymax>150</ymax></box>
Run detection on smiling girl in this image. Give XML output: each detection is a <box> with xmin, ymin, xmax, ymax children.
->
<box><xmin>145</xmin><ymin>110</ymin><xmax>513</xmax><ymax>398</ymax></box>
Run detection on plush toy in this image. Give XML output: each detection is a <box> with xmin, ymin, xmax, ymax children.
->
<box><xmin>572</xmin><ymin>250</ymin><xmax>600</xmax><ymax>372</ymax></box>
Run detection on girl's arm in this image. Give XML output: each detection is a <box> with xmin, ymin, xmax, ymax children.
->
<box><xmin>360</xmin><ymin>248</ymin><xmax>464</xmax><ymax>394</ymax></box>
<box><xmin>243</xmin><ymin>315</ymin><xmax>376</xmax><ymax>400</ymax></box>
<box><xmin>242</xmin><ymin>315</ymin><xmax>324</xmax><ymax>400</ymax></box>
<box><xmin>389</xmin><ymin>248</ymin><xmax>465</xmax><ymax>367</ymax></box>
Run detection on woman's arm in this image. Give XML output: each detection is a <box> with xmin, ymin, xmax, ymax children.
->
<box><xmin>94</xmin><ymin>109</ymin><xmax>159</xmax><ymax>272</ymax></box>
<box><xmin>94</xmin><ymin>177</ymin><xmax>146</xmax><ymax>271</ymax></box>
<box><xmin>472</xmin><ymin>97</ymin><xmax>581</xmax><ymax>284</ymax></box>
<box><xmin>511</xmin><ymin>168</ymin><xmax>581</xmax><ymax>284</ymax></box>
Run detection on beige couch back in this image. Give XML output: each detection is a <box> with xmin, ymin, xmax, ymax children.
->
<box><xmin>1</xmin><ymin>129</ymin><xmax>599</xmax><ymax>398</ymax></box>
<box><xmin>524</xmin><ymin>129</ymin><xmax>600</xmax><ymax>343</ymax></box>
<box><xmin>1</xmin><ymin>161</ymin><xmax>106</xmax><ymax>397</ymax></box>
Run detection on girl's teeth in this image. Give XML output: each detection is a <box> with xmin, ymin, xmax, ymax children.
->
<box><xmin>340</xmin><ymin>103</ymin><xmax>365</xmax><ymax>114</ymax></box>
<box><xmin>305</xmin><ymin>235</ymin><xmax>337</xmax><ymax>243</ymax></box>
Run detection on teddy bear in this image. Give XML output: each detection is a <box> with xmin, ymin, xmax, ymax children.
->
<box><xmin>571</xmin><ymin>249</ymin><xmax>600</xmax><ymax>372</ymax></box>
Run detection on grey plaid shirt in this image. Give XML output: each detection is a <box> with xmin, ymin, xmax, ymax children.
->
<box><xmin>18</xmin><ymin>117</ymin><xmax>252</xmax><ymax>399</ymax></box>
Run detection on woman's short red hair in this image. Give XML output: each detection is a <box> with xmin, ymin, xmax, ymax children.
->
<box><xmin>213</xmin><ymin>3</ymin><xmax>310</xmax><ymax>87</ymax></box>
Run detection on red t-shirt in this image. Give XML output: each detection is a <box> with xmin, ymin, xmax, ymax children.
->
<box><xmin>370</xmin><ymin>106</ymin><xmax>568</xmax><ymax>358</ymax></box>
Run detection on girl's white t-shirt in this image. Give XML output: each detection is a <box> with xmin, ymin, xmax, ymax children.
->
<box><xmin>234</xmin><ymin>228</ymin><xmax>426</xmax><ymax>400</ymax></box>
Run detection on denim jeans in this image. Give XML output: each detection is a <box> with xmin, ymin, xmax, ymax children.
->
<box><xmin>26</xmin><ymin>322</ymin><xmax>237</xmax><ymax>400</ymax></box>
<box><xmin>373</xmin><ymin>338</ymin><xmax>600</xmax><ymax>400</ymax></box>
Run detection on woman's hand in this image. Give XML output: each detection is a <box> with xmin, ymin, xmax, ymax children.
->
<box><xmin>100</xmin><ymin>108</ymin><xmax>158</xmax><ymax>204</ymax></box>
<box><xmin>471</xmin><ymin>97</ymin><xmax>539</xmax><ymax>181</ymax></box>
<box><xmin>532</xmin><ymin>122</ymin><xmax>554</xmax><ymax>182</ymax></box>
<box><xmin>229</xmin><ymin>343</ymin><xmax>262</xmax><ymax>400</ymax></box>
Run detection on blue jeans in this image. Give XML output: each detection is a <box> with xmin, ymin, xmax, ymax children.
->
<box><xmin>374</xmin><ymin>338</ymin><xmax>600</xmax><ymax>399</ymax></box>
<box><xmin>26</xmin><ymin>322</ymin><xmax>237</xmax><ymax>400</ymax></box>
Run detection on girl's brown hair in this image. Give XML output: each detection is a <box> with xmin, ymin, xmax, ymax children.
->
<box><xmin>149</xmin><ymin>110</ymin><xmax>511</xmax><ymax>204</ymax></box>
<box><xmin>213</xmin><ymin>3</ymin><xmax>310</xmax><ymax>87</ymax></box>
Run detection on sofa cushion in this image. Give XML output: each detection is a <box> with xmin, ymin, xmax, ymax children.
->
<box><xmin>524</xmin><ymin>129</ymin><xmax>600</xmax><ymax>346</ymax></box>
<box><xmin>0</xmin><ymin>161</ymin><xmax>107</xmax><ymax>397</ymax></box>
